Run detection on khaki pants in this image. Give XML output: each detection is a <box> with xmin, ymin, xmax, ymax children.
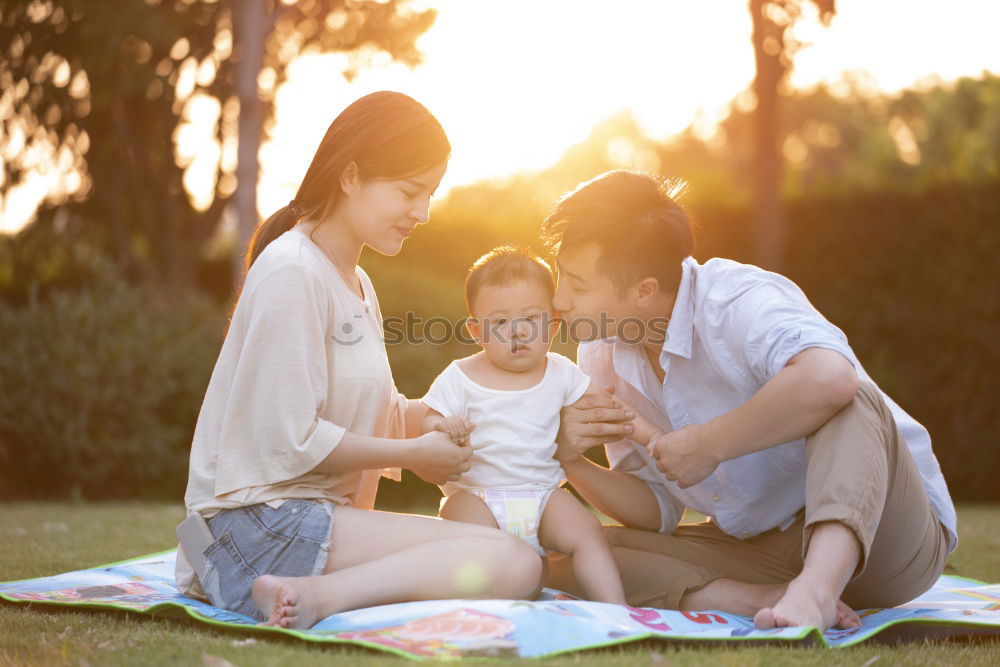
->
<box><xmin>550</xmin><ymin>383</ymin><xmax>949</xmax><ymax>610</ymax></box>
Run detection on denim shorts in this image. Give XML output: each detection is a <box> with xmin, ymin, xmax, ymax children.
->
<box><xmin>201</xmin><ymin>499</ymin><xmax>334</xmax><ymax>621</ymax></box>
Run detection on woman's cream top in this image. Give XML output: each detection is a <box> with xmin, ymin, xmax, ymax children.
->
<box><xmin>175</xmin><ymin>225</ymin><xmax>404</xmax><ymax>598</ymax></box>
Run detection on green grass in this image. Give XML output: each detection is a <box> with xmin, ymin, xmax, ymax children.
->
<box><xmin>1</xmin><ymin>502</ymin><xmax>998</xmax><ymax>665</ymax></box>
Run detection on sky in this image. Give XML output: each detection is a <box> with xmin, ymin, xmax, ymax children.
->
<box><xmin>2</xmin><ymin>0</ymin><xmax>999</xmax><ymax>233</ymax></box>
<box><xmin>255</xmin><ymin>0</ymin><xmax>999</xmax><ymax>216</ymax></box>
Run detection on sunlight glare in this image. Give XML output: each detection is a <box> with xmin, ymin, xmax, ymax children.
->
<box><xmin>3</xmin><ymin>0</ymin><xmax>999</xmax><ymax>233</ymax></box>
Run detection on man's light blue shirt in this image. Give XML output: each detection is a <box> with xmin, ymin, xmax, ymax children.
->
<box><xmin>577</xmin><ymin>256</ymin><xmax>958</xmax><ymax>552</ymax></box>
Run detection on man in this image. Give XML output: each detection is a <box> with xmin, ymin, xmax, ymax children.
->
<box><xmin>545</xmin><ymin>170</ymin><xmax>956</xmax><ymax>631</ymax></box>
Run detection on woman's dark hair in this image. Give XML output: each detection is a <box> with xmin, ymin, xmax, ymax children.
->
<box><xmin>242</xmin><ymin>91</ymin><xmax>451</xmax><ymax>276</ymax></box>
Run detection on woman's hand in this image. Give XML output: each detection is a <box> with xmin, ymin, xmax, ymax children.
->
<box><xmin>409</xmin><ymin>431</ymin><xmax>474</xmax><ymax>486</ymax></box>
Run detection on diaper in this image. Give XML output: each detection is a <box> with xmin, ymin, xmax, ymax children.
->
<box><xmin>470</xmin><ymin>487</ymin><xmax>557</xmax><ymax>557</ymax></box>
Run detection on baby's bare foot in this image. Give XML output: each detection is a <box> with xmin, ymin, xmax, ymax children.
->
<box><xmin>251</xmin><ymin>575</ymin><xmax>321</xmax><ymax>629</ymax></box>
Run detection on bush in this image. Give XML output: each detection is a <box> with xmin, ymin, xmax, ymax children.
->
<box><xmin>0</xmin><ymin>254</ymin><xmax>225</xmax><ymax>500</ymax></box>
<box><xmin>794</xmin><ymin>186</ymin><xmax>999</xmax><ymax>502</ymax></box>
<box><xmin>1</xmin><ymin>182</ymin><xmax>996</xmax><ymax>503</ymax></box>
<box><xmin>693</xmin><ymin>183</ymin><xmax>1000</xmax><ymax>501</ymax></box>
<box><xmin>377</xmin><ymin>182</ymin><xmax>1000</xmax><ymax>502</ymax></box>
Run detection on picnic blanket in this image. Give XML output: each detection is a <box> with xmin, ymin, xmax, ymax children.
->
<box><xmin>2</xmin><ymin>549</ymin><xmax>998</xmax><ymax>660</ymax></box>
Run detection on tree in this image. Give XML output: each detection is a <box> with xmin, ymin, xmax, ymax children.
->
<box><xmin>748</xmin><ymin>0</ymin><xmax>835</xmax><ymax>270</ymax></box>
<box><xmin>0</xmin><ymin>0</ymin><xmax>436</xmax><ymax>292</ymax></box>
<box><xmin>695</xmin><ymin>73</ymin><xmax>1000</xmax><ymax>201</ymax></box>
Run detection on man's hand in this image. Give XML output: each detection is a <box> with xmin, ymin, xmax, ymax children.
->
<box><xmin>409</xmin><ymin>431</ymin><xmax>473</xmax><ymax>486</ymax></box>
<box><xmin>433</xmin><ymin>415</ymin><xmax>476</xmax><ymax>446</ymax></box>
<box><xmin>556</xmin><ymin>391</ymin><xmax>635</xmax><ymax>463</ymax></box>
<box><xmin>648</xmin><ymin>424</ymin><xmax>720</xmax><ymax>488</ymax></box>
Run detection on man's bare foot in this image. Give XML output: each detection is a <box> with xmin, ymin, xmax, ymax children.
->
<box><xmin>251</xmin><ymin>575</ymin><xmax>322</xmax><ymax>629</ymax></box>
<box><xmin>680</xmin><ymin>578</ymin><xmax>786</xmax><ymax>616</ymax></box>
<box><xmin>696</xmin><ymin>581</ymin><xmax>782</xmax><ymax>618</ymax></box>
<box><xmin>753</xmin><ymin>580</ymin><xmax>861</xmax><ymax>631</ymax></box>
<box><xmin>680</xmin><ymin>578</ymin><xmax>860</xmax><ymax>629</ymax></box>
<box><xmin>834</xmin><ymin>600</ymin><xmax>861</xmax><ymax>629</ymax></box>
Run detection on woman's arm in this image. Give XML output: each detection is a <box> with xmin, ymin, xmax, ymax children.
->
<box><xmin>310</xmin><ymin>430</ymin><xmax>472</xmax><ymax>483</ymax></box>
<box><xmin>404</xmin><ymin>398</ymin><xmax>430</xmax><ymax>438</ymax></box>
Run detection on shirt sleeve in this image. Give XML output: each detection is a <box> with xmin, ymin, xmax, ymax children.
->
<box><xmin>421</xmin><ymin>363</ymin><xmax>465</xmax><ymax>417</ymax></box>
<box><xmin>379</xmin><ymin>386</ymin><xmax>407</xmax><ymax>483</ymax></box>
<box><xmin>721</xmin><ymin>283</ymin><xmax>857</xmax><ymax>385</ymax></box>
<box><xmin>554</xmin><ymin>353</ymin><xmax>593</xmax><ymax>406</ymax></box>
<box><xmin>356</xmin><ymin>265</ymin><xmax>403</xmax><ymax>481</ymax></box>
<box><xmin>213</xmin><ymin>262</ymin><xmax>347</xmax><ymax>497</ymax></box>
<box><xmin>606</xmin><ymin>438</ymin><xmax>686</xmax><ymax>533</ymax></box>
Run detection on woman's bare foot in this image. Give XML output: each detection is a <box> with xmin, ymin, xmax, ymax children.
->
<box><xmin>752</xmin><ymin>580</ymin><xmax>861</xmax><ymax>631</ymax></box>
<box><xmin>251</xmin><ymin>575</ymin><xmax>322</xmax><ymax>629</ymax></box>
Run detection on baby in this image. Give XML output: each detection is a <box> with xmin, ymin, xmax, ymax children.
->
<box><xmin>420</xmin><ymin>246</ymin><xmax>626</xmax><ymax>605</ymax></box>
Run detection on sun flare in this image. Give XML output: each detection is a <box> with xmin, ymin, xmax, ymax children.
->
<box><xmin>2</xmin><ymin>0</ymin><xmax>998</xmax><ymax>233</ymax></box>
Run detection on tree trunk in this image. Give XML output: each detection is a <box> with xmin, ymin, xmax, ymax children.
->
<box><xmin>232</xmin><ymin>0</ymin><xmax>268</xmax><ymax>289</ymax></box>
<box><xmin>749</xmin><ymin>0</ymin><xmax>786</xmax><ymax>271</ymax></box>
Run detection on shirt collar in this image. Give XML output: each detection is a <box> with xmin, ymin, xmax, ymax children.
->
<box><xmin>662</xmin><ymin>257</ymin><xmax>696</xmax><ymax>360</ymax></box>
<box><xmin>611</xmin><ymin>336</ymin><xmax>647</xmax><ymax>394</ymax></box>
<box><xmin>610</xmin><ymin>256</ymin><xmax>697</xmax><ymax>386</ymax></box>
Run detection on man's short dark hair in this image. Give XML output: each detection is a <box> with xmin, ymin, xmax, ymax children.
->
<box><xmin>541</xmin><ymin>170</ymin><xmax>695</xmax><ymax>296</ymax></box>
<box><xmin>465</xmin><ymin>246</ymin><xmax>555</xmax><ymax>315</ymax></box>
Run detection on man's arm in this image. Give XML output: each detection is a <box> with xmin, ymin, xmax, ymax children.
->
<box><xmin>562</xmin><ymin>456</ymin><xmax>663</xmax><ymax>531</ymax></box>
<box><xmin>556</xmin><ymin>392</ymin><xmax>665</xmax><ymax>530</ymax></box>
<box><xmin>650</xmin><ymin>347</ymin><xmax>860</xmax><ymax>487</ymax></box>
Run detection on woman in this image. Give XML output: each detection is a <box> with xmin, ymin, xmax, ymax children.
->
<box><xmin>175</xmin><ymin>91</ymin><xmax>543</xmax><ymax>629</ymax></box>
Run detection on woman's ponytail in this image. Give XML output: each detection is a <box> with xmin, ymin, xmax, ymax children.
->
<box><xmin>242</xmin><ymin>201</ymin><xmax>305</xmax><ymax>278</ymax></box>
<box><xmin>225</xmin><ymin>201</ymin><xmax>304</xmax><ymax>336</ymax></box>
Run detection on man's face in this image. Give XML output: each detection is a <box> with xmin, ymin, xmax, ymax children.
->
<box><xmin>553</xmin><ymin>242</ymin><xmax>639</xmax><ymax>342</ymax></box>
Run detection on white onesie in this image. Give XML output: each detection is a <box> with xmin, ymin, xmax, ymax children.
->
<box><xmin>421</xmin><ymin>352</ymin><xmax>591</xmax><ymax>555</ymax></box>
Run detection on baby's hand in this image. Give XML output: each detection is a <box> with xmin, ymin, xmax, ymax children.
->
<box><xmin>434</xmin><ymin>415</ymin><xmax>476</xmax><ymax>445</ymax></box>
<box><xmin>605</xmin><ymin>389</ymin><xmax>660</xmax><ymax>446</ymax></box>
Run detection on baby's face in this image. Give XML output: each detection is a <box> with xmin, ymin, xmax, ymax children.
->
<box><xmin>468</xmin><ymin>280</ymin><xmax>558</xmax><ymax>373</ymax></box>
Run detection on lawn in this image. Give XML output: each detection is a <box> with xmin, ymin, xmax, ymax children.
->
<box><xmin>1</xmin><ymin>502</ymin><xmax>998</xmax><ymax>666</ymax></box>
